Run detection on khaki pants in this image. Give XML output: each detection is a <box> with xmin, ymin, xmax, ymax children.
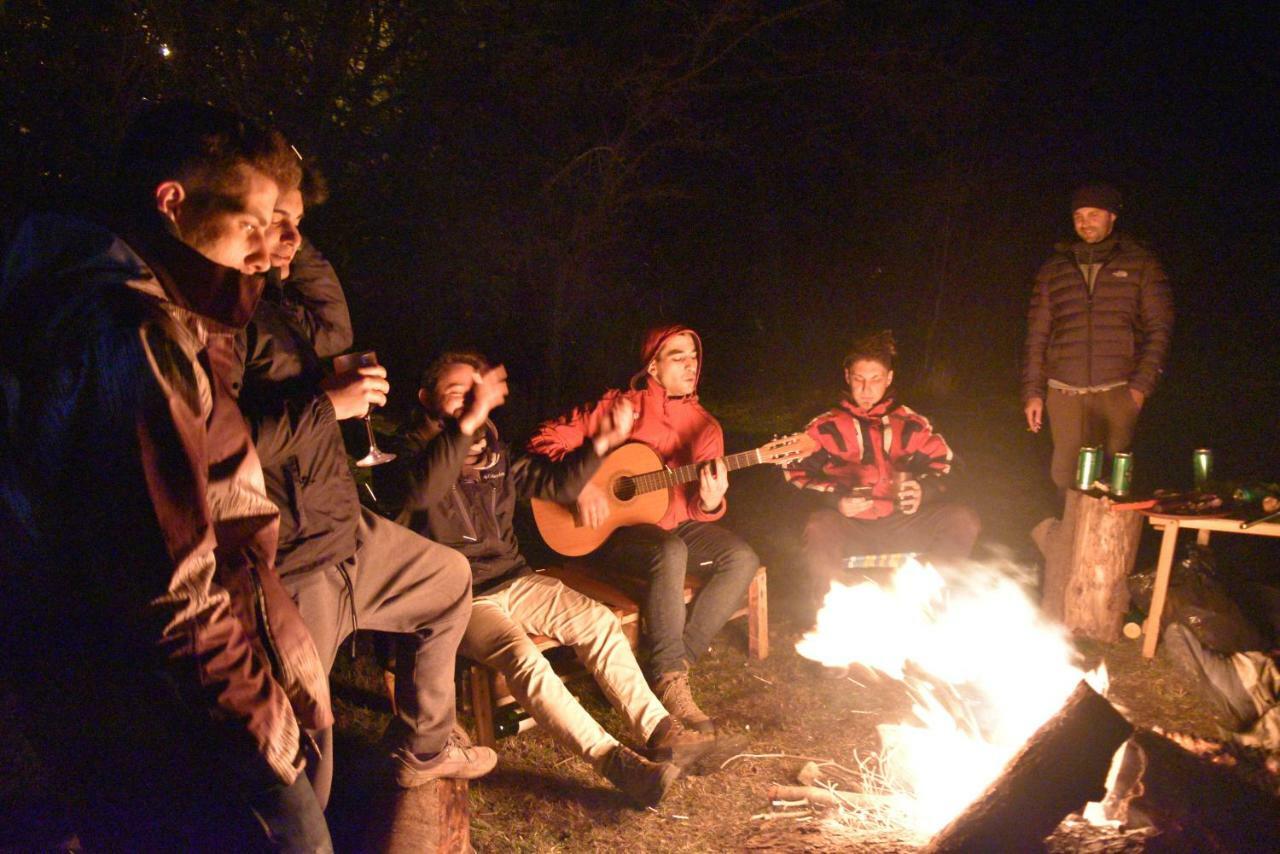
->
<box><xmin>1045</xmin><ymin>385</ymin><xmax>1140</xmax><ymax>491</ymax></box>
<box><xmin>461</xmin><ymin>572</ymin><xmax>669</xmax><ymax>766</ymax></box>
<box><xmin>1229</xmin><ymin>651</ymin><xmax>1280</xmax><ymax>750</ymax></box>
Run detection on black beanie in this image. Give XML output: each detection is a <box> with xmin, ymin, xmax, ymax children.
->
<box><xmin>1071</xmin><ymin>183</ymin><xmax>1122</xmax><ymax>214</ymax></box>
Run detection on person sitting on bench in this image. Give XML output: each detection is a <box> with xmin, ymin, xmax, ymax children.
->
<box><xmin>786</xmin><ymin>330</ymin><xmax>980</xmax><ymax>618</ymax></box>
<box><xmin>375</xmin><ymin>350</ymin><xmax>713</xmax><ymax>808</ymax></box>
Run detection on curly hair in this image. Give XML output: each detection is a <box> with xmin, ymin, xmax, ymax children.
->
<box><xmin>843</xmin><ymin>330</ymin><xmax>897</xmax><ymax>371</ymax></box>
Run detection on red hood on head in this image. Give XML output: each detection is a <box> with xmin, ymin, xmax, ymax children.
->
<box><xmin>630</xmin><ymin>323</ymin><xmax>703</xmax><ymax>392</ymax></box>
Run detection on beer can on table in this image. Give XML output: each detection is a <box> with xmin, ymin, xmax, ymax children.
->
<box><xmin>1110</xmin><ymin>452</ymin><xmax>1133</xmax><ymax>497</ymax></box>
<box><xmin>1193</xmin><ymin>448</ymin><xmax>1214</xmax><ymax>490</ymax></box>
<box><xmin>1075</xmin><ymin>446</ymin><xmax>1102</xmax><ymax>491</ymax></box>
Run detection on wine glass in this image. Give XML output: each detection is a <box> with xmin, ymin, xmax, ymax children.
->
<box><xmin>332</xmin><ymin>350</ymin><xmax>397</xmax><ymax>467</ymax></box>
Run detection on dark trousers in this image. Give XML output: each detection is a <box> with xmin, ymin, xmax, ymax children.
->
<box><xmin>595</xmin><ymin>521</ymin><xmax>759</xmax><ymax>678</ymax></box>
<box><xmin>802</xmin><ymin>502</ymin><xmax>980</xmax><ymax>600</ymax></box>
<box><xmin>1045</xmin><ymin>385</ymin><xmax>1139</xmax><ymax>491</ymax></box>
<box><xmin>10</xmin><ymin>664</ymin><xmax>332</xmax><ymax>853</ymax></box>
<box><xmin>282</xmin><ymin>507</ymin><xmax>472</xmax><ymax>806</ymax></box>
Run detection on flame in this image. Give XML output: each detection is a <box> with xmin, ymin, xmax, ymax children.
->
<box><xmin>796</xmin><ymin>556</ymin><xmax>1095</xmax><ymax>836</ymax></box>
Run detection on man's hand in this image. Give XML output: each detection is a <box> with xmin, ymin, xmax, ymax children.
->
<box><xmin>896</xmin><ymin>479</ymin><xmax>923</xmax><ymax>515</ymax></box>
<box><xmin>576</xmin><ymin>481</ymin><xmax>610</xmax><ymax>529</ymax></box>
<box><xmin>458</xmin><ymin>365</ymin><xmax>509</xmax><ymax>436</ymax></box>
<box><xmin>837</xmin><ymin>495</ymin><xmax>874</xmax><ymax>517</ymax></box>
<box><xmin>1024</xmin><ymin>397</ymin><xmax>1044</xmax><ymax>433</ymax></box>
<box><xmin>698</xmin><ymin>458</ymin><xmax>728</xmax><ymax>512</ymax></box>
<box><xmin>591</xmin><ymin>399</ymin><xmax>635</xmax><ymax>456</ymax></box>
<box><xmin>1128</xmin><ymin>387</ymin><xmax>1146</xmax><ymax>411</ymax></box>
<box><xmin>320</xmin><ymin>365</ymin><xmax>389</xmax><ymax>420</ymax></box>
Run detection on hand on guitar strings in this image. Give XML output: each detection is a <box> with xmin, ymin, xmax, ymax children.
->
<box><xmin>575</xmin><ymin>481</ymin><xmax>611</xmax><ymax>529</ymax></box>
<box><xmin>698</xmin><ymin>458</ymin><xmax>728</xmax><ymax>513</ymax></box>
<box><xmin>591</xmin><ymin>399</ymin><xmax>635</xmax><ymax>457</ymax></box>
<box><xmin>457</xmin><ymin>364</ymin><xmax>509</xmax><ymax>436</ymax></box>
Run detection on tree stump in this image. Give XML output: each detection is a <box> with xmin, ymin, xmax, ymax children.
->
<box><xmin>365</xmin><ymin>779</ymin><xmax>470</xmax><ymax>853</ymax></box>
<box><xmin>1034</xmin><ymin>491</ymin><xmax>1143</xmax><ymax>642</ymax></box>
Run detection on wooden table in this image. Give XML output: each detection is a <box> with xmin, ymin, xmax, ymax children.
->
<box><xmin>1141</xmin><ymin>514</ymin><xmax>1280</xmax><ymax>657</ymax></box>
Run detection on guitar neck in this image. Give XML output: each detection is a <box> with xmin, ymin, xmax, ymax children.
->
<box><xmin>629</xmin><ymin>449</ymin><xmax>762</xmax><ymax>497</ymax></box>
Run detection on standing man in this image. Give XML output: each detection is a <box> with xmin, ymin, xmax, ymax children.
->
<box><xmin>1022</xmin><ymin>183</ymin><xmax>1174</xmax><ymax>491</ymax></box>
<box><xmin>529</xmin><ymin>325</ymin><xmax>761</xmax><ymax>734</ymax></box>
<box><xmin>241</xmin><ymin>170</ymin><xmax>495</xmax><ymax>806</ymax></box>
<box><xmin>787</xmin><ymin>331</ymin><xmax>979</xmax><ymax>615</ymax></box>
<box><xmin>0</xmin><ymin>102</ymin><xmax>333</xmax><ymax>849</ymax></box>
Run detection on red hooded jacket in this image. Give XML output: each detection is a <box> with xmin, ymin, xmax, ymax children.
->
<box><xmin>528</xmin><ymin>325</ymin><xmax>726</xmax><ymax>529</ymax></box>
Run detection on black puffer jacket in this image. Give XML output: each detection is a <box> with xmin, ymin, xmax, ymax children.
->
<box><xmin>236</xmin><ymin>241</ymin><xmax>359</xmax><ymax>577</ymax></box>
<box><xmin>375</xmin><ymin>417</ymin><xmax>600</xmax><ymax>593</ymax></box>
<box><xmin>1021</xmin><ymin>233</ymin><xmax>1174</xmax><ymax>402</ymax></box>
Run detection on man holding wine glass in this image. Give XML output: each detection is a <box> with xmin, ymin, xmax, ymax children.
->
<box><xmin>238</xmin><ymin>170</ymin><xmax>496</xmax><ymax>806</ymax></box>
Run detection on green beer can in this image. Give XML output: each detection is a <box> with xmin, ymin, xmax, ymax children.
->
<box><xmin>1075</xmin><ymin>446</ymin><xmax>1102</xmax><ymax>491</ymax></box>
<box><xmin>1193</xmin><ymin>448</ymin><xmax>1213</xmax><ymax>490</ymax></box>
<box><xmin>1110</xmin><ymin>452</ymin><xmax>1133</xmax><ymax>497</ymax></box>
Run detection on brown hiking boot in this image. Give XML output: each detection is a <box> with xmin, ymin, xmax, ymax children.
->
<box><xmin>598</xmin><ymin>744</ymin><xmax>680</xmax><ymax>808</ymax></box>
<box><xmin>653</xmin><ymin>670</ymin><xmax>715</xmax><ymax>734</ymax></box>
<box><xmin>645</xmin><ymin>715</ymin><xmax>716</xmax><ymax>769</ymax></box>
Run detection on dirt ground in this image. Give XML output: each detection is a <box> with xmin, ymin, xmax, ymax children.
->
<box><xmin>3</xmin><ymin>388</ymin><xmax>1278</xmax><ymax>851</ymax></box>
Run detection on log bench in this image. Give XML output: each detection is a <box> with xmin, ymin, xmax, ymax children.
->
<box><xmin>462</xmin><ymin>562</ymin><xmax>768</xmax><ymax>747</ymax></box>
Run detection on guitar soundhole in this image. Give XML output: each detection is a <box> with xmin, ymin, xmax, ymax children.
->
<box><xmin>613</xmin><ymin>476</ymin><xmax>636</xmax><ymax>502</ymax></box>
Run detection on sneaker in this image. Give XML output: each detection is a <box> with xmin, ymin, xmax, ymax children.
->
<box><xmin>645</xmin><ymin>715</ymin><xmax>716</xmax><ymax>769</ymax></box>
<box><xmin>1161</xmin><ymin>623</ymin><xmax>1259</xmax><ymax>729</ymax></box>
<box><xmin>598</xmin><ymin>744</ymin><xmax>679</xmax><ymax>808</ymax></box>
<box><xmin>653</xmin><ymin>670</ymin><xmax>715</xmax><ymax>734</ymax></box>
<box><xmin>392</xmin><ymin>733</ymin><xmax>498</xmax><ymax>787</ymax></box>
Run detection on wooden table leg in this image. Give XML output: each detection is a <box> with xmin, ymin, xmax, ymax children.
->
<box><xmin>1142</xmin><ymin>520</ymin><xmax>1181</xmax><ymax>658</ymax></box>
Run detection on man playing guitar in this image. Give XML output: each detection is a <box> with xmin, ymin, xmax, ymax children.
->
<box><xmin>529</xmin><ymin>324</ymin><xmax>761</xmax><ymax>734</ymax></box>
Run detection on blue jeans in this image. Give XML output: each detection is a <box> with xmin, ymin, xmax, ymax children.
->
<box><xmin>596</xmin><ymin>521</ymin><xmax>759</xmax><ymax>677</ymax></box>
<box><xmin>250</xmin><ymin>773</ymin><xmax>334</xmax><ymax>853</ymax></box>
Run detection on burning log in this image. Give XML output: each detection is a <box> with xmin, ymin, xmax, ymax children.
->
<box><xmin>925</xmin><ymin>680</ymin><xmax>1132</xmax><ymax>852</ymax></box>
<box><xmin>1116</xmin><ymin>729</ymin><xmax>1280</xmax><ymax>850</ymax></box>
<box><xmin>1034</xmin><ymin>491</ymin><xmax>1142</xmax><ymax>641</ymax></box>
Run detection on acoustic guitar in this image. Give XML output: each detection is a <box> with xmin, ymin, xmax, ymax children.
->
<box><xmin>531</xmin><ymin>434</ymin><xmax>817</xmax><ymax>556</ymax></box>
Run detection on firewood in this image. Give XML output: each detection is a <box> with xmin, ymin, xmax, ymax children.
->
<box><xmin>925</xmin><ymin>681</ymin><xmax>1133</xmax><ymax>852</ymax></box>
<box><xmin>767</xmin><ymin>784</ymin><xmax>893</xmax><ymax>810</ymax></box>
<box><xmin>1124</xmin><ymin>729</ymin><xmax>1280</xmax><ymax>850</ymax></box>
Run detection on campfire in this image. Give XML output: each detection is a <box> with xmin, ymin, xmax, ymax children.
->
<box><xmin>750</xmin><ymin>557</ymin><xmax>1280</xmax><ymax>850</ymax></box>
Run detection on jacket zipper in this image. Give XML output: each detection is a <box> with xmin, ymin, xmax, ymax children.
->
<box><xmin>451</xmin><ymin>485</ymin><xmax>479</xmax><ymax>542</ymax></box>
<box><xmin>249</xmin><ymin>566</ymin><xmax>286</xmax><ymax>681</ymax></box>
<box><xmin>1078</xmin><ymin>243</ymin><xmax>1118</xmax><ymax>388</ymax></box>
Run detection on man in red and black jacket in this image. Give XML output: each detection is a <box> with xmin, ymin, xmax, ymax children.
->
<box><xmin>529</xmin><ymin>325</ymin><xmax>760</xmax><ymax>734</ymax></box>
<box><xmin>787</xmin><ymin>331</ymin><xmax>980</xmax><ymax>613</ymax></box>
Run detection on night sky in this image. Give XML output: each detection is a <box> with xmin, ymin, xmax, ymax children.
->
<box><xmin>2</xmin><ymin>1</ymin><xmax>1277</xmax><ymax>486</ymax></box>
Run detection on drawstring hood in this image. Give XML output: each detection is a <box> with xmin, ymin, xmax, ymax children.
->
<box><xmin>629</xmin><ymin>323</ymin><xmax>703</xmax><ymax>393</ymax></box>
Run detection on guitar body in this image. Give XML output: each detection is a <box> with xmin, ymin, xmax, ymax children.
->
<box><xmin>531</xmin><ymin>443</ymin><xmax>671</xmax><ymax>556</ymax></box>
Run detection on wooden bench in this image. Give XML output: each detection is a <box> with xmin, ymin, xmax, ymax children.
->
<box><xmin>463</xmin><ymin>562</ymin><xmax>768</xmax><ymax>747</ymax></box>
